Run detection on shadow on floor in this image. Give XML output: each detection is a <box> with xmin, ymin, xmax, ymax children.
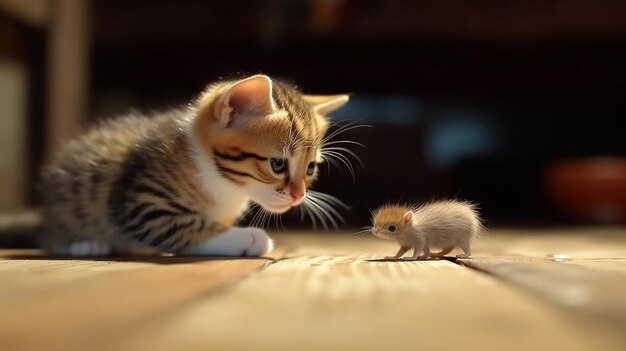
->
<box><xmin>0</xmin><ymin>250</ymin><xmax>277</xmax><ymax>265</ymax></box>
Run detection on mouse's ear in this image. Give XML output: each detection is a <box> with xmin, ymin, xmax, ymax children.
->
<box><xmin>403</xmin><ymin>211</ymin><xmax>413</xmax><ymax>224</ymax></box>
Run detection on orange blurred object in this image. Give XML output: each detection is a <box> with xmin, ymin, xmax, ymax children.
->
<box><xmin>545</xmin><ymin>157</ymin><xmax>626</xmax><ymax>223</ymax></box>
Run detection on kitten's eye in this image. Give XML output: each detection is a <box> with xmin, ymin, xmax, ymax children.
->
<box><xmin>270</xmin><ymin>158</ymin><xmax>287</xmax><ymax>173</ymax></box>
<box><xmin>306</xmin><ymin>162</ymin><xmax>316</xmax><ymax>176</ymax></box>
<box><xmin>388</xmin><ymin>225</ymin><xmax>397</xmax><ymax>233</ymax></box>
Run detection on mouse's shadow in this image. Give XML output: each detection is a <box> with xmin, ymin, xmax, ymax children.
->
<box><xmin>367</xmin><ymin>256</ymin><xmax>458</xmax><ymax>263</ymax></box>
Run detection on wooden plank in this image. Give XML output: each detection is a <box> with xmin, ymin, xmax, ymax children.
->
<box><xmin>45</xmin><ymin>0</ymin><xmax>90</xmax><ymax>160</ymax></box>
<box><xmin>0</xmin><ymin>60</ymin><xmax>29</xmax><ymax>210</ymax></box>
<box><xmin>2</xmin><ymin>230</ymin><xmax>625</xmax><ymax>351</ymax></box>
<box><xmin>565</xmin><ymin>258</ymin><xmax>626</xmax><ymax>273</ymax></box>
<box><xmin>0</xmin><ymin>253</ymin><xmax>273</xmax><ymax>351</ymax></box>
<box><xmin>469</xmin><ymin>227</ymin><xmax>626</xmax><ymax>259</ymax></box>
<box><xmin>456</xmin><ymin>227</ymin><xmax>626</xmax><ymax>342</ymax></box>
<box><xmin>110</xmin><ymin>233</ymin><xmax>621</xmax><ymax>351</ymax></box>
<box><xmin>461</xmin><ymin>257</ymin><xmax>626</xmax><ymax>319</ymax></box>
<box><xmin>459</xmin><ymin>257</ymin><xmax>626</xmax><ymax>338</ymax></box>
<box><xmin>0</xmin><ymin>0</ymin><xmax>48</xmax><ymax>27</ymax></box>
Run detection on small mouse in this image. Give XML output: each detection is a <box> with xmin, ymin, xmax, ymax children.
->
<box><xmin>370</xmin><ymin>200</ymin><xmax>483</xmax><ymax>260</ymax></box>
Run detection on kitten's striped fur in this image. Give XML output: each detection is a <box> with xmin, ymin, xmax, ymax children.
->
<box><xmin>39</xmin><ymin>75</ymin><xmax>349</xmax><ymax>256</ymax></box>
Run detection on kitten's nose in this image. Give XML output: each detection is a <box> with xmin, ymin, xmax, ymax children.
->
<box><xmin>290</xmin><ymin>190</ymin><xmax>304</xmax><ymax>201</ymax></box>
<box><xmin>289</xmin><ymin>181</ymin><xmax>306</xmax><ymax>201</ymax></box>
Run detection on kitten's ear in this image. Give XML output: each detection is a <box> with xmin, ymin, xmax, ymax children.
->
<box><xmin>403</xmin><ymin>211</ymin><xmax>413</xmax><ymax>224</ymax></box>
<box><xmin>215</xmin><ymin>75</ymin><xmax>276</xmax><ymax>128</ymax></box>
<box><xmin>303</xmin><ymin>94</ymin><xmax>349</xmax><ymax>115</ymax></box>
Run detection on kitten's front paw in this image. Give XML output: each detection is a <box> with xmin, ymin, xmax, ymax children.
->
<box><xmin>49</xmin><ymin>241</ymin><xmax>112</xmax><ymax>257</ymax></box>
<box><xmin>183</xmin><ymin>227</ymin><xmax>273</xmax><ymax>257</ymax></box>
<box><xmin>244</xmin><ymin>227</ymin><xmax>274</xmax><ymax>256</ymax></box>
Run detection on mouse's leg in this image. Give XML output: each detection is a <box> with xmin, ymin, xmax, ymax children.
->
<box><xmin>430</xmin><ymin>247</ymin><xmax>454</xmax><ymax>258</ymax></box>
<box><xmin>417</xmin><ymin>245</ymin><xmax>430</xmax><ymax>260</ymax></box>
<box><xmin>456</xmin><ymin>240</ymin><xmax>471</xmax><ymax>258</ymax></box>
<box><xmin>385</xmin><ymin>246</ymin><xmax>410</xmax><ymax>260</ymax></box>
<box><xmin>404</xmin><ymin>245</ymin><xmax>429</xmax><ymax>261</ymax></box>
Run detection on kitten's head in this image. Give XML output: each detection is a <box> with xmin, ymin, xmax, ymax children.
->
<box><xmin>194</xmin><ymin>75</ymin><xmax>348</xmax><ymax>214</ymax></box>
<box><xmin>371</xmin><ymin>205</ymin><xmax>414</xmax><ymax>240</ymax></box>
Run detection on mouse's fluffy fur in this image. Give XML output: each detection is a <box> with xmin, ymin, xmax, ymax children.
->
<box><xmin>371</xmin><ymin>200</ymin><xmax>483</xmax><ymax>260</ymax></box>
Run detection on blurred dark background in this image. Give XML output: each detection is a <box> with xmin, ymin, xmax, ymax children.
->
<box><xmin>1</xmin><ymin>0</ymin><xmax>625</xmax><ymax>229</ymax></box>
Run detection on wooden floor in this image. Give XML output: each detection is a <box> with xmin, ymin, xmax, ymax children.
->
<box><xmin>1</xmin><ymin>228</ymin><xmax>626</xmax><ymax>351</ymax></box>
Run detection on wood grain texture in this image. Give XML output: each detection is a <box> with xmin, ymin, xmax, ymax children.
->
<box><xmin>458</xmin><ymin>227</ymin><xmax>626</xmax><ymax>340</ymax></box>
<box><xmin>461</xmin><ymin>257</ymin><xmax>626</xmax><ymax>323</ymax></box>
<box><xmin>468</xmin><ymin>227</ymin><xmax>626</xmax><ymax>259</ymax></box>
<box><xmin>0</xmin><ymin>252</ymin><xmax>273</xmax><ymax>351</ymax></box>
<box><xmin>112</xmin><ymin>233</ymin><xmax>621</xmax><ymax>351</ymax></box>
<box><xmin>1</xmin><ymin>229</ymin><xmax>626</xmax><ymax>351</ymax></box>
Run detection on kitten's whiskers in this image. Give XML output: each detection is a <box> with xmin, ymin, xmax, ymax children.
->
<box><xmin>320</xmin><ymin>121</ymin><xmax>370</xmax><ymax>182</ymax></box>
<box><xmin>299</xmin><ymin>191</ymin><xmax>348</xmax><ymax>231</ymax></box>
<box><xmin>321</xmin><ymin>150</ymin><xmax>357</xmax><ymax>181</ymax></box>
<box><xmin>301</xmin><ymin>201</ymin><xmax>319</xmax><ymax>230</ymax></box>
<box><xmin>249</xmin><ymin>205</ymin><xmax>269</xmax><ymax>228</ymax></box>
<box><xmin>322</xmin><ymin>120</ymin><xmax>372</xmax><ymax>144</ymax></box>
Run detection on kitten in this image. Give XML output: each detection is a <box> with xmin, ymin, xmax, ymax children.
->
<box><xmin>39</xmin><ymin>75</ymin><xmax>349</xmax><ymax>256</ymax></box>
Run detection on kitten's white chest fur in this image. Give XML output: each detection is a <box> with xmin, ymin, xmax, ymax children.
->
<box><xmin>189</xmin><ymin>133</ymin><xmax>250</xmax><ymax>225</ymax></box>
<box><xmin>184</xmin><ymin>133</ymin><xmax>273</xmax><ymax>257</ymax></box>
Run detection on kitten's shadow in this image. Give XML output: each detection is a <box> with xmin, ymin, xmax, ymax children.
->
<box><xmin>2</xmin><ymin>252</ymin><xmax>277</xmax><ymax>264</ymax></box>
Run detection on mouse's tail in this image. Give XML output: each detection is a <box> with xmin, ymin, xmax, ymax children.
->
<box><xmin>0</xmin><ymin>211</ymin><xmax>42</xmax><ymax>248</ymax></box>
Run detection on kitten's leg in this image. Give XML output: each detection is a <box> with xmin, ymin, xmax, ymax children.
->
<box><xmin>47</xmin><ymin>239</ymin><xmax>161</xmax><ymax>257</ymax></box>
<box><xmin>115</xmin><ymin>208</ymin><xmax>272</xmax><ymax>256</ymax></box>
<box><xmin>385</xmin><ymin>246</ymin><xmax>410</xmax><ymax>260</ymax></box>
<box><xmin>48</xmin><ymin>240</ymin><xmax>112</xmax><ymax>257</ymax></box>
<box><xmin>181</xmin><ymin>227</ymin><xmax>273</xmax><ymax>257</ymax></box>
<box><xmin>456</xmin><ymin>240</ymin><xmax>471</xmax><ymax>258</ymax></box>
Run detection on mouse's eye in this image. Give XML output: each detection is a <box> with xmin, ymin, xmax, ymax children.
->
<box><xmin>388</xmin><ymin>225</ymin><xmax>397</xmax><ymax>232</ymax></box>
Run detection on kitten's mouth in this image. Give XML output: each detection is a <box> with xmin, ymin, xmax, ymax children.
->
<box><xmin>261</xmin><ymin>202</ymin><xmax>293</xmax><ymax>214</ymax></box>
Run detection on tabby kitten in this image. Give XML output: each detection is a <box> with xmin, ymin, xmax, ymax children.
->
<box><xmin>41</xmin><ymin>75</ymin><xmax>349</xmax><ymax>256</ymax></box>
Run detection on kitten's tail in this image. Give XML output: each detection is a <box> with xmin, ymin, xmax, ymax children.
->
<box><xmin>0</xmin><ymin>211</ymin><xmax>42</xmax><ymax>248</ymax></box>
